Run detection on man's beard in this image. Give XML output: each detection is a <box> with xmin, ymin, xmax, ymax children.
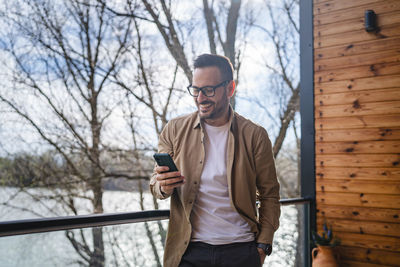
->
<box><xmin>197</xmin><ymin>97</ymin><xmax>229</xmax><ymax>120</ymax></box>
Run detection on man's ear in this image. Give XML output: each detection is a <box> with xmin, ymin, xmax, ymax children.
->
<box><xmin>228</xmin><ymin>80</ymin><xmax>236</xmax><ymax>97</ymax></box>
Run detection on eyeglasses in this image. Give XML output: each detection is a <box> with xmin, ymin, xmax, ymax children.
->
<box><xmin>187</xmin><ymin>80</ymin><xmax>230</xmax><ymax>97</ymax></box>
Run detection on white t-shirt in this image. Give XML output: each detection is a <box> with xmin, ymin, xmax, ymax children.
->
<box><xmin>190</xmin><ymin>122</ymin><xmax>254</xmax><ymax>244</ymax></box>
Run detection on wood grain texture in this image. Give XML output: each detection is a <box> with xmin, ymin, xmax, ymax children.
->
<box><xmin>315</xmin><ymin>62</ymin><xmax>400</xmax><ymax>83</ymax></box>
<box><xmin>316</xmin><ymin>154</ymin><xmax>400</xmax><ymax>168</ymax></box>
<box><xmin>316</xmin><ymin>205</ymin><xmax>400</xmax><ymax>223</ymax></box>
<box><xmin>313</xmin><ymin>1</ymin><xmax>400</xmax><ymax>265</ymax></box>
<box><xmin>316</xmin><ymin>114</ymin><xmax>400</xmax><ymax>130</ymax></box>
<box><xmin>314</xmin><ymin>0</ymin><xmax>387</xmax><ymax>15</ymax></box>
<box><xmin>315</xmin><ymin>11</ymin><xmax>400</xmax><ymax>36</ymax></box>
<box><xmin>317</xmin><ymin>219</ymin><xmax>400</xmax><ymax>237</ymax></box>
<box><xmin>316</xmin><ymin>23</ymin><xmax>400</xmax><ymax>49</ymax></box>
<box><xmin>336</xmin><ymin>246</ymin><xmax>400</xmax><ymax>266</ymax></box>
<box><xmin>316</xmin><ymin>179</ymin><xmax>400</xmax><ymax>194</ymax></box>
<box><xmin>334</xmin><ymin>232</ymin><xmax>400</xmax><ymax>252</ymax></box>
<box><xmin>315</xmin><ymin>49</ymin><xmax>400</xmax><ymax>71</ymax></box>
<box><xmin>316</xmin><ymin>166</ymin><xmax>400</xmax><ymax>181</ymax></box>
<box><xmin>315</xmin><ymin>75</ymin><xmax>400</xmax><ymax>95</ymax></box>
<box><xmin>316</xmin><ymin>128</ymin><xmax>400</xmax><ymax>142</ymax></box>
<box><xmin>315</xmin><ymin>88</ymin><xmax>400</xmax><ymax>106</ymax></box>
<box><xmin>316</xmin><ymin>192</ymin><xmax>400</xmax><ymax>209</ymax></box>
<box><xmin>339</xmin><ymin>260</ymin><xmax>393</xmax><ymax>267</ymax></box>
<box><xmin>315</xmin><ymin>37</ymin><xmax>400</xmax><ymax>60</ymax></box>
<box><xmin>316</xmin><ymin>140</ymin><xmax>400</xmax><ymax>154</ymax></box>
<box><xmin>315</xmin><ymin>101</ymin><xmax>400</xmax><ymax>118</ymax></box>
<box><xmin>315</xmin><ymin>24</ymin><xmax>400</xmax><ymax>49</ymax></box>
<box><xmin>314</xmin><ymin>0</ymin><xmax>400</xmax><ymax>26</ymax></box>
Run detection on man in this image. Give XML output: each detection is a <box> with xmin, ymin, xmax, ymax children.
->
<box><xmin>150</xmin><ymin>54</ymin><xmax>280</xmax><ymax>267</ymax></box>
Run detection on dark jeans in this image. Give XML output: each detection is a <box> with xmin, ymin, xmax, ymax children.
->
<box><xmin>179</xmin><ymin>241</ymin><xmax>261</xmax><ymax>267</ymax></box>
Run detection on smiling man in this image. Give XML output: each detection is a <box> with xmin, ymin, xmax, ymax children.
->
<box><xmin>150</xmin><ymin>54</ymin><xmax>280</xmax><ymax>267</ymax></box>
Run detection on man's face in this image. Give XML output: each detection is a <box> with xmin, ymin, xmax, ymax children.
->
<box><xmin>192</xmin><ymin>66</ymin><xmax>232</xmax><ymax>124</ymax></box>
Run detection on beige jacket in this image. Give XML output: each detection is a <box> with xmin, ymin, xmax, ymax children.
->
<box><xmin>150</xmin><ymin>108</ymin><xmax>280</xmax><ymax>267</ymax></box>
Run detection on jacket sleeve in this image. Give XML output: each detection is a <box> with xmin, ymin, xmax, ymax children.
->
<box><xmin>254</xmin><ymin>127</ymin><xmax>281</xmax><ymax>244</ymax></box>
<box><xmin>149</xmin><ymin>121</ymin><xmax>175</xmax><ymax>200</ymax></box>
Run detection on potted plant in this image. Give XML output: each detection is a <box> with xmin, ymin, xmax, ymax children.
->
<box><xmin>311</xmin><ymin>223</ymin><xmax>341</xmax><ymax>267</ymax></box>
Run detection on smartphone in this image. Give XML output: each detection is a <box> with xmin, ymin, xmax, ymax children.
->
<box><xmin>153</xmin><ymin>153</ymin><xmax>178</xmax><ymax>173</ymax></box>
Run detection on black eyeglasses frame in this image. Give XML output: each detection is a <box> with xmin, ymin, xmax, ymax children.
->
<box><xmin>187</xmin><ymin>80</ymin><xmax>231</xmax><ymax>97</ymax></box>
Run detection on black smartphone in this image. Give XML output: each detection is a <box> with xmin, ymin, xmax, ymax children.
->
<box><xmin>153</xmin><ymin>153</ymin><xmax>178</xmax><ymax>173</ymax></box>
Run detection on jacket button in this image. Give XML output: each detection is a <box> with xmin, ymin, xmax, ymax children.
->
<box><xmin>194</xmin><ymin>181</ymin><xmax>198</xmax><ymax>185</ymax></box>
<box><xmin>200</xmin><ymin>160</ymin><xmax>203</xmax><ymax>164</ymax></box>
<box><xmin>189</xmin><ymin>200</ymin><xmax>193</xmax><ymax>204</ymax></box>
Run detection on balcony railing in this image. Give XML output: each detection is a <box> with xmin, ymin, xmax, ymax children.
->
<box><xmin>0</xmin><ymin>197</ymin><xmax>313</xmax><ymax>266</ymax></box>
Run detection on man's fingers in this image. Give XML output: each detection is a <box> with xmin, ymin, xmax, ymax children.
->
<box><xmin>155</xmin><ymin>166</ymin><xmax>169</xmax><ymax>173</ymax></box>
<box><xmin>163</xmin><ymin>176</ymin><xmax>184</xmax><ymax>185</ymax></box>
<box><xmin>160</xmin><ymin>176</ymin><xmax>184</xmax><ymax>187</ymax></box>
<box><xmin>156</xmin><ymin>171</ymin><xmax>181</xmax><ymax>181</ymax></box>
<box><xmin>162</xmin><ymin>181</ymin><xmax>185</xmax><ymax>190</ymax></box>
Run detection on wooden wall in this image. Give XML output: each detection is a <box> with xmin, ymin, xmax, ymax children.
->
<box><xmin>313</xmin><ymin>0</ymin><xmax>400</xmax><ymax>266</ymax></box>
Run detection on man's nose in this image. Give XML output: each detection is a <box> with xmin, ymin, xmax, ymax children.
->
<box><xmin>197</xmin><ymin>90</ymin><xmax>208</xmax><ymax>102</ymax></box>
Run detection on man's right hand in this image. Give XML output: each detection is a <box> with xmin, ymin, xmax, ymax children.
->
<box><xmin>155</xmin><ymin>166</ymin><xmax>185</xmax><ymax>195</ymax></box>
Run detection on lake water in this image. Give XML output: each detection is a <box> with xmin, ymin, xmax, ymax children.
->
<box><xmin>0</xmin><ymin>187</ymin><xmax>299</xmax><ymax>266</ymax></box>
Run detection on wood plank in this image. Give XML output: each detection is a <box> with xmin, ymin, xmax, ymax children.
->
<box><xmin>316</xmin><ymin>179</ymin><xmax>400</xmax><ymax>194</ymax></box>
<box><xmin>314</xmin><ymin>0</ymin><xmax>382</xmax><ymax>15</ymax></box>
<box><xmin>315</xmin><ymin>62</ymin><xmax>400</xmax><ymax>83</ymax></box>
<box><xmin>315</xmin><ymin>37</ymin><xmax>400</xmax><ymax>60</ymax></box>
<box><xmin>316</xmin><ymin>114</ymin><xmax>400</xmax><ymax>130</ymax></box>
<box><xmin>334</xmin><ymin>232</ymin><xmax>400</xmax><ymax>252</ymax></box>
<box><xmin>316</xmin><ymin>192</ymin><xmax>400</xmax><ymax>209</ymax></box>
<box><xmin>315</xmin><ymin>88</ymin><xmax>400</xmax><ymax>106</ymax></box>
<box><xmin>316</xmin><ymin>154</ymin><xmax>400</xmax><ymax>168</ymax></box>
<box><xmin>314</xmin><ymin>0</ymin><xmax>400</xmax><ymax>26</ymax></box>
<box><xmin>336</xmin><ymin>246</ymin><xmax>400</xmax><ymax>267</ymax></box>
<box><xmin>316</xmin><ymin>140</ymin><xmax>400</xmax><ymax>154</ymax></box>
<box><xmin>316</xmin><ymin>166</ymin><xmax>400</xmax><ymax>181</ymax></box>
<box><xmin>315</xmin><ymin>11</ymin><xmax>400</xmax><ymax>37</ymax></box>
<box><xmin>317</xmin><ymin>219</ymin><xmax>400</xmax><ymax>237</ymax></box>
<box><xmin>340</xmin><ymin>260</ymin><xmax>392</xmax><ymax>267</ymax></box>
<box><xmin>316</xmin><ymin>128</ymin><xmax>400</xmax><ymax>142</ymax></box>
<box><xmin>315</xmin><ymin>101</ymin><xmax>400</xmax><ymax>118</ymax></box>
<box><xmin>315</xmin><ymin>49</ymin><xmax>400</xmax><ymax>72</ymax></box>
<box><xmin>315</xmin><ymin>23</ymin><xmax>400</xmax><ymax>49</ymax></box>
<box><xmin>315</xmin><ymin>75</ymin><xmax>400</xmax><ymax>95</ymax></box>
<box><xmin>316</xmin><ymin>205</ymin><xmax>400</xmax><ymax>223</ymax></box>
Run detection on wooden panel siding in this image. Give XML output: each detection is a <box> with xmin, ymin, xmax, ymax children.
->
<box><xmin>317</xmin><ymin>219</ymin><xmax>400</xmax><ymax>237</ymax></box>
<box><xmin>315</xmin><ymin>24</ymin><xmax>400</xmax><ymax>48</ymax></box>
<box><xmin>315</xmin><ymin>62</ymin><xmax>400</xmax><ymax>83</ymax></box>
<box><xmin>316</xmin><ymin>166</ymin><xmax>400</xmax><ymax>181</ymax></box>
<box><xmin>313</xmin><ymin>0</ymin><xmax>400</xmax><ymax>265</ymax></box>
<box><xmin>315</xmin><ymin>50</ymin><xmax>400</xmax><ymax>71</ymax></box>
<box><xmin>317</xmin><ymin>205</ymin><xmax>400</xmax><ymax>224</ymax></box>
<box><xmin>314</xmin><ymin>11</ymin><xmax>400</xmax><ymax>37</ymax></box>
<box><xmin>315</xmin><ymin>37</ymin><xmax>400</xmax><ymax>60</ymax></box>
<box><xmin>337</xmin><ymin>247</ymin><xmax>400</xmax><ymax>267</ymax></box>
<box><xmin>316</xmin><ymin>114</ymin><xmax>400</xmax><ymax>130</ymax></box>
<box><xmin>314</xmin><ymin>0</ymin><xmax>400</xmax><ymax>26</ymax></box>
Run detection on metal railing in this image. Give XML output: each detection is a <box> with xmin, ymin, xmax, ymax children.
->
<box><xmin>0</xmin><ymin>197</ymin><xmax>312</xmax><ymax>238</ymax></box>
<box><xmin>0</xmin><ymin>197</ymin><xmax>313</xmax><ymax>266</ymax></box>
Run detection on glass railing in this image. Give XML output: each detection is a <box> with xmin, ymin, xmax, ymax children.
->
<box><xmin>0</xmin><ymin>198</ymin><xmax>312</xmax><ymax>267</ymax></box>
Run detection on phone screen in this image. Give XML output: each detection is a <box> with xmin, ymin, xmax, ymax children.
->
<box><xmin>153</xmin><ymin>153</ymin><xmax>178</xmax><ymax>172</ymax></box>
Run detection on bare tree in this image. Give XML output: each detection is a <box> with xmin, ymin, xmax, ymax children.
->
<box><xmin>0</xmin><ymin>0</ymin><xmax>139</xmax><ymax>265</ymax></box>
<box><xmin>104</xmin><ymin>0</ymin><xmax>247</xmax><ymax>108</ymax></box>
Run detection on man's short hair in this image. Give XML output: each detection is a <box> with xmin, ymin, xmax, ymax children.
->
<box><xmin>193</xmin><ymin>54</ymin><xmax>234</xmax><ymax>81</ymax></box>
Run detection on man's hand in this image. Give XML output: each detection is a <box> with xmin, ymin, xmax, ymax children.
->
<box><xmin>257</xmin><ymin>247</ymin><xmax>266</xmax><ymax>266</ymax></box>
<box><xmin>155</xmin><ymin>166</ymin><xmax>185</xmax><ymax>195</ymax></box>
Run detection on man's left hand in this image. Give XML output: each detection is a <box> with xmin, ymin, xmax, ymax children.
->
<box><xmin>257</xmin><ymin>247</ymin><xmax>266</xmax><ymax>265</ymax></box>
